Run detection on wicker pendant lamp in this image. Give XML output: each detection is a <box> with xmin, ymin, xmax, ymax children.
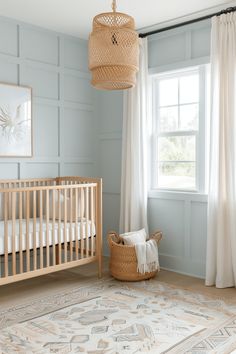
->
<box><xmin>88</xmin><ymin>0</ymin><xmax>139</xmax><ymax>90</ymax></box>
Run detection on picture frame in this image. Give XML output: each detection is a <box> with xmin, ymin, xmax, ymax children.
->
<box><xmin>0</xmin><ymin>82</ymin><xmax>32</xmax><ymax>157</ymax></box>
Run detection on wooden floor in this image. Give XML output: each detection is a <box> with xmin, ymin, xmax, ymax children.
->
<box><xmin>0</xmin><ymin>257</ymin><xmax>236</xmax><ymax>309</ymax></box>
<box><xmin>158</xmin><ymin>268</ymin><xmax>236</xmax><ymax>303</ymax></box>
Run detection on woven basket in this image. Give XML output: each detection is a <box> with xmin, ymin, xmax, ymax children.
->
<box><xmin>107</xmin><ymin>230</ymin><xmax>162</xmax><ymax>281</ymax></box>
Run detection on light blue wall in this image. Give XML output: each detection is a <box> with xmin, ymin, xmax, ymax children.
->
<box><xmin>147</xmin><ymin>20</ymin><xmax>210</xmax><ymax>278</ymax></box>
<box><xmin>94</xmin><ymin>90</ymin><xmax>123</xmax><ymax>255</ymax></box>
<box><xmin>148</xmin><ymin>20</ymin><xmax>211</xmax><ymax>73</ymax></box>
<box><xmin>0</xmin><ymin>14</ymin><xmax>211</xmax><ymax>278</ymax></box>
<box><xmin>97</xmin><ymin>20</ymin><xmax>211</xmax><ymax>277</ymax></box>
<box><xmin>0</xmin><ymin>16</ymin><xmax>97</xmax><ymax>180</ymax></box>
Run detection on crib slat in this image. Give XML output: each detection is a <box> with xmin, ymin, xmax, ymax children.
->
<box><xmin>64</xmin><ymin>189</ymin><xmax>67</xmax><ymax>263</ymax></box>
<box><xmin>19</xmin><ymin>192</ymin><xmax>23</xmax><ymax>274</ymax></box>
<box><xmin>70</xmin><ymin>188</ymin><xmax>73</xmax><ymax>261</ymax></box>
<box><xmin>86</xmin><ymin>187</ymin><xmax>89</xmax><ymax>258</ymax></box>
<box><xmin>8</xmin><ymin>183</ymin><xmax>11</xmax><ymax>220</ymax></box>
<box><xmin>33</xmin><ymin>190</ymin><xmax>37</xmax><ymax>270</ymax></box>
<box><xmin>24</xmin><ymin>182</ymin><xmax>27</xmax><ymax>219</ymax></box>
<box><xmin>4</xmin><ymin>193</ymin><xmax>8</xmax><ymax>277</ymax></box>
<box><xmin>12</xmin><ymin>192</ymin><xmax>16</xmax><ymax>275</ymax></box>
<box><xmin>57</xmin><ymin>189</ymin><xmax>62</xmax><ymax>265</ymax></box>
<box><xmin>97</xmin><ymin>180</ymin><xmax>103</xmax><ymax>277</ymax></box>
<box><xmin>39</xmin><ymin>190</ymin><xmax>43</xmax><ymax>269</ymax></box>
<box><xmin>80</xmin><ymin>187</ymin><xmax>84</xmax><ymax>259</ymax></box>
<box><xmin>91</xmin><ymin>187</ymin><xmax>94</xmax><ymax>256</ymax></box>
<box><xmin>37</xmin><ymin>182</ymin><xmax>40</xmax><ymax>215</ymax></box>
<box><xmin>95</xmin><ymin>184</ymin><xmax>98</xmax><ymax>258</ymax></box>
<box><xmin>26</xmin><ymin>191</ymin><xmax>30</xmax><ymax>272</ymax></box>
<box><xmin>46</xmin><ymin>190</ymin><xmax>50</xmax><ymax>267</ymax></box>
<box><xmin>75</xmin><ymin>188</ymin><xmax>79</xmax><ymax>260</ymax></box>
<box><xmin>52</xmin><ymin>189</ymin><xmax>56</xmax><ymax>266</ymax></box>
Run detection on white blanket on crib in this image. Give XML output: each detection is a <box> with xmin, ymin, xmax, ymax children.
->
<box><xmin>0</xmin><ymin>218</ymin><xmax>96</xmax><ymax>255</ymax></box>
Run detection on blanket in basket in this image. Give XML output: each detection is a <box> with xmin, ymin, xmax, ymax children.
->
<box><xmin>120</xmin><ymin>229</ymin><xmax>160</xmax><ymax>274</ymax></box>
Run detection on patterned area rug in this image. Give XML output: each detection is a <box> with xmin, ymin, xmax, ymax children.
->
<box><xmin>0</xmin><ymin>278</ymin><xmax>236</xmax><ymax>353</ymax></box>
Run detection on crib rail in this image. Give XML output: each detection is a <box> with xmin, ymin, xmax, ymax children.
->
<box><xmin>0</xmin><ymin>178</ymin><xmax>55</xmax><ymax>221</ymax></box>
<box><xmin>0</xmin><ymin>177</ymin><xmax>102</xmax><ymax>286</ymax></box>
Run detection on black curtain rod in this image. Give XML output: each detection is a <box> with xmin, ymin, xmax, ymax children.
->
<box><xmin>139</xmin><ymin>6</ymin><xmax>236</xmax><ymax>38</ymax></box>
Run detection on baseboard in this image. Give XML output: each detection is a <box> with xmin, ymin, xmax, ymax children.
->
<box><xmin>159</xmin><ymin>254</ymin><xmax>206</xmax><ymax>279</ymax></box>
<box><xmin>160</xmin><ymin>266</ymin><xmax>205</xmax><ymax>280</ymax></box>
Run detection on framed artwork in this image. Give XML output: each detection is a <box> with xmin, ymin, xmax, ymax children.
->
<box><xmin>0</xmin><ymin>83</ymin><xmax>32</xmax><ymax>157</ymax></box>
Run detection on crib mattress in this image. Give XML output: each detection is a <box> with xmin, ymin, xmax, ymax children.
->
<box><xmin>0</xmin><ymin>218</ymin><xmax>96</xmax><ymax>255</ymax></box>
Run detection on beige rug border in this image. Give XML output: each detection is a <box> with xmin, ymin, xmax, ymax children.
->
<box><xmin>1</xmin><ymin>276</ymin><xmax>236</xmax><ymax>328</ymax></box>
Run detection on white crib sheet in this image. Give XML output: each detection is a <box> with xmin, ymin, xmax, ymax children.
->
<box><xmin>0</xmin><ymin>218</ymin><xmax>96</xmax><ymax>255</ymax></box>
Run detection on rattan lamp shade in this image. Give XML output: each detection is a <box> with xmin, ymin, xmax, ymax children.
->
<box><xmin>89</xmin><ymin>6</ymin><xmax>139</xmax><ymax>90</ymax></box>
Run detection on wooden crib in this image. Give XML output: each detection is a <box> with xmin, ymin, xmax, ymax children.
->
<box><xmin>0</xmin><ymin>176</ymin><xmax>102</xmax><ymax>286</ymax></box>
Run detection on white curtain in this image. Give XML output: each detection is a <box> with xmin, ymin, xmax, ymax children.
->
<box><xmin>206</xmin><ymin>13</ymin><xmax>236</xmax><ymax>288</ymax></box>
<box><xmin>119</xmin><ymin>37</ymin><xmax>149</xmax><ymax>234</ymax></box>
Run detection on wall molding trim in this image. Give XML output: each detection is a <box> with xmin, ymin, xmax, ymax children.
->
<box><xmin>0</xmin><ymin>15</ymin><xmax>96</xmax><ymax>180</ymax></box>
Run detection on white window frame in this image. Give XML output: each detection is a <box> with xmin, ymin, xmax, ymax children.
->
<box><xmin>151</xmin><ymin>65</ymin><xmax>208</xmax><ymax>193</ymax></box>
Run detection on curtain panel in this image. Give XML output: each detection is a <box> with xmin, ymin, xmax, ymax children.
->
<box><xmin>119</xmin><ymin>38</ymin><xmax>149</xmax><ymax>234</ymax></box>
<box><xmin>206</xmin><ymin>13</ymin><xmax>236</xmax><ymax>288</ymax></box>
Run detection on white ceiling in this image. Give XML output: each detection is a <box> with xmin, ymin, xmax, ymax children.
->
<box><xmin>0</xmin><ymin>0</ymin><xmax>234</xmax><ymax>39</ymax></box>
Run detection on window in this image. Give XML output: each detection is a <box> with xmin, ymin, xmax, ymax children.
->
<box><xmin>151</xmin><ymin>66</ymin><xmax>209</xmax><ymax>192</ymax></box>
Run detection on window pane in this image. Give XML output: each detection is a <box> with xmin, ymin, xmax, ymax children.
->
<box><xmin>159</xmin><ymin>78</ymin><xmax>178</xmax><ymax>106</ymax></box>
<box><xmin>158</xmin><ymin>136</ymin><xmax>196</xmax><ymax>162</ymax></box>
<box><xmin>158</xmin><ymin>162</ymin><xmax>196</xmax><ymax>190</ymax></box>
<box><xmin>179</xmin><ymin>75</ymin><xmax>199</xmax><ymax>104</ymax></box>
<box><xmin>159</xmin><ymin>106</ymin><xmax>178</xmax><ymax>132</ymax></box>
<box><xmin>180</xmin><ymin>104</ymin><xmax>198</xmax><ymax>131</ymax></box>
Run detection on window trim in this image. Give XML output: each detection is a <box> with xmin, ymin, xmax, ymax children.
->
<box><xmin>151</xmin><ymin>65</ymin><xmax>208</xmax><ymax>193</ymax></box>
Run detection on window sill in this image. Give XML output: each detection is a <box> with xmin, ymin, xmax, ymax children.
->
<box><xmin>148</xmin><ymin>189</ymin><xmax>208</xmax><ymax>202</ymax></box>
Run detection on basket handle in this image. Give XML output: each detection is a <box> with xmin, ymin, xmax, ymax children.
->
<box><xmin>150</xmin><ymin>230</ymin><xmax>162</xmax><ymax>245</ymax></box>
<box><xmin>107</xmin><ymin>230</ymin><xmax>121</xmax><ymax>246</ymax></box>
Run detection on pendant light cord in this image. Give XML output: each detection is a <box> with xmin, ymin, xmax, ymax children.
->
<box><xmin>112</xmin><ymin>0</ymin><xmax>117</xmax><ymax>13</ymax></box>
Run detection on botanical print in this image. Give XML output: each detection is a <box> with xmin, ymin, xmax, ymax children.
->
<box><xmin>0</xmin><ymin>279</ymin><xmax>236</xmax><ymax>353</ymax></box>
<box><xmin>0</xmin><ymin>83</ymin><xmax>32</xmax><ymax>156</ymax></box>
